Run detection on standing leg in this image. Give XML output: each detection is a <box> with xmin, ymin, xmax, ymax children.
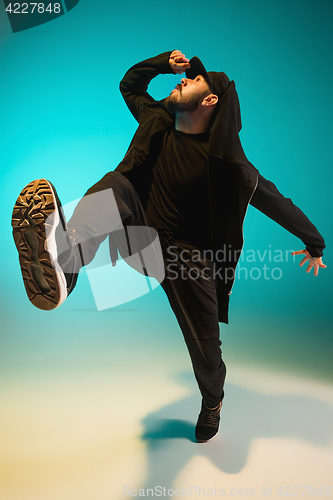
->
<box><xmin>161</xmin><ymin>245</ymin><xmax>226</xmax><ymax>442</ymax></box>
<box><xmin>161</xmin><ymin>245</ymin><xmax>226</xmax><ymax>408</ymax></box>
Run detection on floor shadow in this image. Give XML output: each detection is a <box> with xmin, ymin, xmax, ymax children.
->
<box><xmin>139</xmin><ymin>372</ymin><xmax>333</xmax><ymax>490</ymax></box>
<box><xmin>142</xmin><ymin>418</ymin><xmax>196</xmax><ymax>444</ymax></box>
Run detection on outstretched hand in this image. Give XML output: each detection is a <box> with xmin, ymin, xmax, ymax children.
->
<box><xmin>292</xmin><ymin>249</ymin><xmax>327</xmax><ymax>276</ymax></box>
<box><xmin>169</xmin><ymin>50</ymin><xmax>191</xmax><ymax>74</ymax></box>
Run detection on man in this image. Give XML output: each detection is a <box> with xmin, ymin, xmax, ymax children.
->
<box><xmin>12</xmin><ymin>50</ymin><xmax>326</xmax><ymax>443</ymax></box>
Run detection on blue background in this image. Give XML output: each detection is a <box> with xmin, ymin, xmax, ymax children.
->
<box><xmin>0</xmin><ymin>0</ymin><xmax>332</xmax><ymax>383</ymax></box>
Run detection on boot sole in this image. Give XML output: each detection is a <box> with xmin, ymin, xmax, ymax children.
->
<box><xmin>12</xmin><ymin>179</ymin><xmax>67</xmax><ymax>310</ymax></box>
<box><xmin>196</xmin><ymin>433</ymin><xmax>218</xmax><ymax>443</ymax></box>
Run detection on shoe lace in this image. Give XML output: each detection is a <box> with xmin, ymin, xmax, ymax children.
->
<box><xmin>198</xmin><ymin>404</ymin><xmax>221</xmax><ymax>427</ymax></box>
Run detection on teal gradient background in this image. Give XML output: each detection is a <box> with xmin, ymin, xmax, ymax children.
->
<box><xmin>0</xmin><ymin>0</ymin><xmax>332</xmax><ymax>385</ymax></box>
<box><xmin>1</xmin><ymin>2</ymin><xmax>333</xmax><ymax>497</ymax></box>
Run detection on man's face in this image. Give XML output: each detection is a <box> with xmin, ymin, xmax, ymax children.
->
<box><xmin>165</xmin><ymin>75</ymin><xmax>211</xmax><ymax>114</ymax></box>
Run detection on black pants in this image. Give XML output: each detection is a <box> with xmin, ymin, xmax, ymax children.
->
<box><xmin>68</xmin><ymin>171</ymin><xmax>226</xmax><ymax>407</ymax></box>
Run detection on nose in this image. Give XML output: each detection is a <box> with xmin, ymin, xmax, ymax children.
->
<box><xmin>181</xmin><ymin>78</ymin><xmax>188</xmax><ymax>86</ymax></box>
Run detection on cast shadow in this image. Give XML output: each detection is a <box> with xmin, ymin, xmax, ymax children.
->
<box><xmin>140</xmin><ymin>372</ymin><xmax>333</xmax><ymax>489</ymax></box>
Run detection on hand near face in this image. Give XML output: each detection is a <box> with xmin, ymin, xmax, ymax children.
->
<box><xmin>169</xmin><ymin>50</ymin><xmax>191</xmax><ymax>74</ymax></box>
<box><xmin>292</xmin><ymin>249</ymin><xmax>327</xmax><ymax>276</ymax></box>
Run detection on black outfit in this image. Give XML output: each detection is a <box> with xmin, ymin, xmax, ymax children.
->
<box><xmin>145</xmin><ymin>128</ymin><xmax>211</xmax><ymax>250</ymax></box>
<box><xmin>68</xmin><ymin>52</ymin><xmax>325</xmax><ymax>407</ymax></box>
<box><xmin>116</xmin><ymin>52</ymin><xmax>325</xmax><ymax>323</ymax></box>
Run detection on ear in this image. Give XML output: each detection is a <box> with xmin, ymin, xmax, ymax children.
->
<box><xmin>201</xmin><ymin>94</ymin><xmax>218</xmax><ymax>107</ymax></box>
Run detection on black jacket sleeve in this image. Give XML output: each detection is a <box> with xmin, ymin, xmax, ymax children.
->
<box><xmin>250</xmin><ymin>174</ymin><xmax>326</xmax><ymax>257</ymax></box>
<box><xmin>119</xmin><ymin>51</ymin><xmax>173</xmax><ymax>123</ymax></box>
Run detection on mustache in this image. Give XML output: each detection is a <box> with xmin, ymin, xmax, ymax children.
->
<box><xmin>176</xmin><ymin>83</ymin><xmax>182</xmax><ymax>95</ymax></box>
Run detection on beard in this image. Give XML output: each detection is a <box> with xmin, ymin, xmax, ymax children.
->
<box><xmin>165</xmin><ymin>89</ymin><xmax>206</xmax><ymax>114</ymax></box>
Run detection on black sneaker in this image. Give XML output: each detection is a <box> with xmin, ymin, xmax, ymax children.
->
<box><xmin>195</xmin><ymin>399</ymin><xmax>222</xmax><ymax>443</ymax></box>
<box><xmin>12</xmin><ymin>179</ymin><xmax>81</xmax><ymax>310</ymax></box>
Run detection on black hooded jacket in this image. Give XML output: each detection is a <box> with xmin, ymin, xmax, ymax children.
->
<box><xmin>115</xmin><ymin>52</ymin><xmax>325</xmax><ymax>323</ymax></box>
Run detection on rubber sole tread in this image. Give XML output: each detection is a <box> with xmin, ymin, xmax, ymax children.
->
<box><xmin>12</xmin><ymin>179</ymin><xmax>63</xmax><ymax>310</ymax></box>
